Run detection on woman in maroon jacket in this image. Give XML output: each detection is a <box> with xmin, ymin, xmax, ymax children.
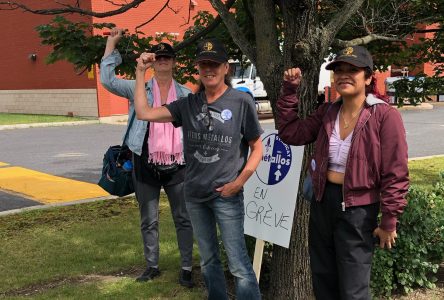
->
<box><xmin>277</xmin><ymin>46</ymin><xmax>409</xmax><ymax>300</ymax></box>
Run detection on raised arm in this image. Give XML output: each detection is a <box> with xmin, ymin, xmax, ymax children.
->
<box><xmin>134</xmin><ymin>53</ymin><xmax>173</xmax><ymax>122</ymax></box>
<box><xmin>277</xmin><ymin>68</ymin><xmax>328</xmax><ymax>146</ymax></box>
<box><xmin>104</xmin><ymin>28</ymin><xmax>123</xmax><ymax>57</ymax></box>
<box><xmin>100</xmin><ymin>28</ymin><xmax>135</xmax><ymax>99</ymax></box>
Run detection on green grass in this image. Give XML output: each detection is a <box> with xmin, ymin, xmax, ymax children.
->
<box><xmin>409</xmin><ymin>156</ymin><xmax>444</xmax><ymax>189</ymax></box>
<box><xmin>0</xmin><ymin>113</ymin><xmax>88</xmax><ymax>125</ymax></box>
<box><xmin>1</xmin><ymin>157</ymin><xmax>443</xmax><ymax>299</ymax></box>
<box><xmin>0</xmin><ymin>197</ymin><xmax>203</xmax><ymax>299</ymax></box>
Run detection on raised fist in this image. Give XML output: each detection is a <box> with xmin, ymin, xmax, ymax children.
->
<box><xmin>106</xmin><ymin>28</ymin><xmax>126</xmax><ymax>45</ymax></box>
<box><xmin>136</xmin><ymin>52</ymin><xmax>156</xmax><ymax>72</ymax></box>
<box><xmin>284</xmin><ymin>68</ymin><xmax>302</xmax><ymax>85</ymax></box>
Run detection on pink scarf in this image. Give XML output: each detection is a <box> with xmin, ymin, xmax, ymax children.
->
<box><xmin>147</xmin><ymin>78</ymin><xmax>184</xmax><ymax>165</ymax></box>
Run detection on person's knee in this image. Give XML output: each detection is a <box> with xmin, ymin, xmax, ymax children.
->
<box><xmin>200</xmin><ymin>250</ymin><xmax>221</xmax><ymax>267</ymax></box>
<box><xmin>226</xmin><ymin>254</ymin><xmax>254</xmax><ymax>279</ymax></box>
<box><xmin>141</xmin><ymin>219</ymin><xmax>158</xmax><ymax>231</ymax></box>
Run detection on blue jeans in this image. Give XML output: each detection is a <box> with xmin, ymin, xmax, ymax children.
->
<box><xmin>186</xmin><ymin>194</ymin><xmax>261</xmax><ymax>300</ymax></box>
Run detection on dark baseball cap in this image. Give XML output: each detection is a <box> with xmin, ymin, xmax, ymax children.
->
<box><xmin>151</xmin><ymin>42</ymin><xmax>175</xmax><ymax>58</ymax></box>
<box><xmin>195</xmin><ymin>38</ymin><xmax>228</xmax><ymax>64</ymax></box>
<box><xmin>325</xmin><ymin>46</ymin><xmax>373</xmax><ymax>70</ymax></box>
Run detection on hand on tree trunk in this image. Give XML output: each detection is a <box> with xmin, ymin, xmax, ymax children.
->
<box><xmin>284</xmin><ymin>68</ymin><xmax>302</xmax><ymax>86</ymax></box>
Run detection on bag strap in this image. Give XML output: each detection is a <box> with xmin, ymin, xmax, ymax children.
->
<box><xmin>122</xmin><ymin>112</ymin><xmax>136</xmax><ymax>147</ymax></box>
<box><xmin>115</xmin><ymin>112</ymin><xmax>137</xmax><ymax>163</ymax></box>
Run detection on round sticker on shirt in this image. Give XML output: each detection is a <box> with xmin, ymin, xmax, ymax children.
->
<box><xmin>221</xmin><ymin>109</ymin><xmax>232</xmax><ymax>121</ymax></box>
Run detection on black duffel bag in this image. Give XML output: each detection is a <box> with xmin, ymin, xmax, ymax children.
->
<box><xmin>98</xmin><ymin>113</ymin><xmax>135</xmax><ymax>197</ymax></box>
<box><xmin>98</xmin><ymin>144</ymin><xmax>134</xmax><ymax>197</ymax></box>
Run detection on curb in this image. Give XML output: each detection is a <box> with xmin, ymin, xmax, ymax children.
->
<box><xmin>409</xmin><ymin>154</ymin><xmax>444</xmax><ymax>161</ymax></box>
<box><xmin>0</xmin><ymin>194</ymin><xmax>125</xmax><ymax>217</ymax></box>
<box><xmin>0</xmin><ymin>120</ymin><xmax>99</xmax><ymax>130</ymax></box>
<box><xmin>397</xmin><ymin>102</ymin><xmax>434</xmax><ymax>111</ymax></box>
<box><xmin>0</xmin><ymin>117</ymin><xmax>275</xmax><ymax>128</ymax></box>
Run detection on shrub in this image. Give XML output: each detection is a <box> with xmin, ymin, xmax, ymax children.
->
<box><xmin>371</xmin><ymin>173</ymin><xmax>444</xmax><ymax>298</ymax></box>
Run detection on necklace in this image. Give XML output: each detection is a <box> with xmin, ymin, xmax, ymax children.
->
<box><xmin>340</xmin><ymin>105</ymin><xmax>363</xmax><ymax>129</ymax></box>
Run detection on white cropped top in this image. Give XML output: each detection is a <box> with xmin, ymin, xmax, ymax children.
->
<box><xmin>328</xmin><ymin>111</ymin><xmax>353</xmax><ymax>173</ymax></box>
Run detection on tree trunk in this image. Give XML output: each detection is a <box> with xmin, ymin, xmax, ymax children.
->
<box><xmin>251</xmin><ymin>0</ymin><xmax>282</xmax><ymax>118</ymax></box>
<box><xmin>266</xmin><ymin>65</ymin><xmax>322</xmax><ymax>300</ymax></box>
<box><xmin>267</xmin><ymin>2</ymin><xmax>326</xmax><ymax>299</ymax></box>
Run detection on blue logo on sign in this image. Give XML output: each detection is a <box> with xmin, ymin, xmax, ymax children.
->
<box><xmin>256</xmin><ymin>133</ymin><xmax>292</xmax><ymax>185</ymax></box>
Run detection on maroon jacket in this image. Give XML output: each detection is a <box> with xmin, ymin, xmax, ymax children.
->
<box><xmin>277</xmin><ymin>81</ymin><xmax>409</xmax><ymax>232</ymax></box>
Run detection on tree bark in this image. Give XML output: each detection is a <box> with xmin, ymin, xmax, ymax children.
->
<box><xmin>267</xmin><ymin>2</ymin><xmax>323</xmax><ymax>299</ymax></box>
<box><xmin>267</xmin><ymin>63</ymin><xmax>321</xmax><ymax>300</ymax></box>
<box><xmin>208</xmin><ymin>0</ymin><xmax>257</xmax><ymax>64</ymax></box>
<box><xmin>252</xmin><ymin>0</ymin><xmax>282</xmax><ymax>117</ymax></box>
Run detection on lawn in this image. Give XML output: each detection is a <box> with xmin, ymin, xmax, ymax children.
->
<box><xmin>0</xmin><ymin>197</ymin><xmax>204</xmax><ymax>299</ymax></box>
<box><xmin>409</xmin><ymin>156</ymin><xmax>444</xmax><ymax>189</ymax></box>
<box><xmin>0</xmin><ymin>157</ymin><xmax>443</xmax><ymax>299</ymax></box>
<box><xmin>0</xmin><ymin>113</ymin><xmax>88</xmax><ymax>125</ymax></box>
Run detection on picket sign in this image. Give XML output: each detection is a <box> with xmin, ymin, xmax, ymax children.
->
<box><xmin>244</xmin><ymin>129</ymin><xmax>304</xmax><ymax>281</ymax></box>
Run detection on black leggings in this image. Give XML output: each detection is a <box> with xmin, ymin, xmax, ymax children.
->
<box><xmin>309</xmin><ymin>182</ymin><xmax>379</xmax><ymax>300</ymax></box>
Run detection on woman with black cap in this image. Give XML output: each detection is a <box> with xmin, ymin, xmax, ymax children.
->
<box><xmin>100</xmin><ymin>28</ymin><xmax>194</xmax><ymax>287</ymax></box>
<box><xmin>277</xmin><ymin>46</ymin><xmax>409</xmax><ymax>300</ymax></box>
<box><xmin>134</xmin><ymin>38</ymin><xmax>263</xmax><ymax>299</ymax></box>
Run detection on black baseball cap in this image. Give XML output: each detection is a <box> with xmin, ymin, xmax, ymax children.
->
<box><xmin>195</xmin><ymin>38</ymin><xmax>228</xmax><ymax>64</ymax></box>
<box><xmin>151</xmin><ymin>42</ymin><xmax>175</xmax><ymax>58</ymax></box>
<box><xmin>325</xmin><ymin>46</ymin><xmax>373</xmax><ymax>71</ymax></box>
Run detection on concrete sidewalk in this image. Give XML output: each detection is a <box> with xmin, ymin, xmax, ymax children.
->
<box><xmin>0</xmin><ymin>120</ymin><xmax>100</xmax><ymax>130</ymax></box>
<box><xmin>0</xmin><ymin>114</ymin><xmax>276</xmax><ymax>130</ymax></box>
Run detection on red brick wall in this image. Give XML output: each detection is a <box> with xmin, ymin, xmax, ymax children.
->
<box><xmin>92</xmin><ymin>0</ymin><xmax>216</xmax><ymax>116</ymax></box>
<box><xmin>375</xmin><ymin>70</ymin><xmax>390</xmax><ymax>95</ymax></box>
<box><xmin>396</xmin><ymin>23</ymin><xmax>441</xmax><ymax>77</ymax></box>
<box><xmin>423</xmin><ymin>23</ymin><xmax>441</xmax><ymax>77</ymax></box>
<box><xmin>0</xmin><ymin>0</ymin><xmax>96</xmax><ymax>90</ymax></box>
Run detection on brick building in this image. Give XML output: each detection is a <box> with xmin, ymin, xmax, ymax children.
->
<box><xmin>0</xmin><ymin>2</ymin><xmax>440</xmax><ymax>116</ymax></box>
<box><xmin>0</xmin><ymin>0</ymin><xmax>214</xmax><ymax>118</ymax></box>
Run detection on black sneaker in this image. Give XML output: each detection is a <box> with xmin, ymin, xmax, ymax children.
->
<box><xmin>179</xmin><ymin>269</ymin><xmax>194</xmax><ymax>288</ymax></box>
<box><xmin>136</xmin><ymin>267</ymin><xmax>161</xmax><ymax>282</ymax></box>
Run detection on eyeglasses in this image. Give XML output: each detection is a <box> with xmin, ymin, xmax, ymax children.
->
<box><xmin>201</xmin><ymin>102</ymin><xmax>214</xmax><ymax>132</ymax></box>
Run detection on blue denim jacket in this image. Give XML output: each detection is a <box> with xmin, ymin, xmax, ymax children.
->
<box><xmin>100</xmin><ymin>49</ymin><xmax>192</xmax><ymax>155</ymax></box>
